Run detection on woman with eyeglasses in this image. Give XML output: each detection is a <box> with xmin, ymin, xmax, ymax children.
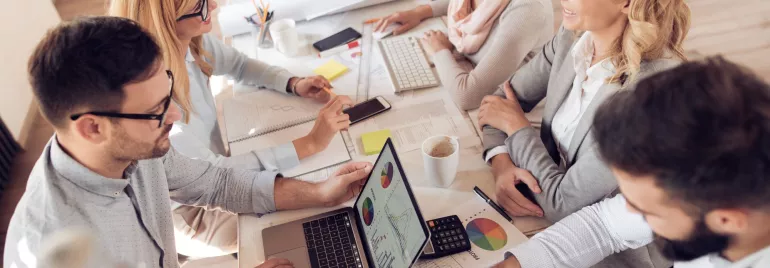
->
<box><xmin>109</xmin><ymin>0</ymin><xmax>353</xmax><ymax>259</ymax></box>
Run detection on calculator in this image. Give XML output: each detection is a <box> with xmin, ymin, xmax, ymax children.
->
<box><xmin>420</xmin><ymin>215</ymin><xmax>472</xmax><ymax>259</ymax></box>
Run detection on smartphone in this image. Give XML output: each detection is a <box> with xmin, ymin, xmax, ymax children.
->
<box><xmin>343</xmin><ymin>96</ymin><xmax>391</xmax><ymax>125</ymax></box>
<box><xmin>313</xmin><ymin>27</ymin><xmax>362</xmax><ymax>52</ymax></box>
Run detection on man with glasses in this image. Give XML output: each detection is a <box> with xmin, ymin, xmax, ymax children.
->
<box><xmin>4</xmin><ymin>16</ymin><xmax>370</xmax><ymax>268</ymax></box>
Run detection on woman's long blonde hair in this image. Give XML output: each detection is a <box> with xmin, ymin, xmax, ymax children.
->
<box><xmin>608</xmin><ymin>0</ymin><xmax>691</xmax><ymax>84</ymax></box>
<box><xmin>109</xmin><ymin>0</ymin><xmax>214</xmax><ymax>122</ymax></box>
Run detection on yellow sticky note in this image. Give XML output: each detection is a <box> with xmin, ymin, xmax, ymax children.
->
<box><xmin>313</xmin><ymin>59</ymin><xmax>349</xmax><ymax>81</ymax></box>
<box><xmin>361</xmin><ymin>129</ymin><xmax>392</xmax><ymax>155</ymax></box>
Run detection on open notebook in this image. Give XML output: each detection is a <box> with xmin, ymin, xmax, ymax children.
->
<box><xmin>223</xmin><ymin>89</ymin><xmax>351</xmax><ymax>177</ymax></box>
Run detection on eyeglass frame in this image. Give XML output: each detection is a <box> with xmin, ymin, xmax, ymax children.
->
<box><xmin>177</xmin><ymin>0</ymin><xmax>209</xmax><ymax>22</ymax></box>
<box><xmin>69</xmin><ymin>70</ymin><xmax>175</xmax><ymax>128</ymax></box>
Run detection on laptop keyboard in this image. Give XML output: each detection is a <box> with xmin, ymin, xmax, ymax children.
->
<box><xmin>303</xmin><ymin>212</ymin><xmax>363</xmax><ymax>268</ymax></box>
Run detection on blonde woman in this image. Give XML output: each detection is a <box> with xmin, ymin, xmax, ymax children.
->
<box><xmin>478</xmin><ymin>0</ymin><xmax>690</xmax><ymax>267</ymax></box>
<box><xmin>109</xmin><ymin>0</ymin><xmax>353</xmax><ymax>258</ymax></box>
<box><xmin>376</xmin><ymin>0</ymin><xmax>554</xmax><ymax>110</ymax></box>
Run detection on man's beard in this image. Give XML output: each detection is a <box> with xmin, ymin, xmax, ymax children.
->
<box><xmin>654</xmin><ymin>219</ymin><xmax>730</xmax><ymax>262</ymax></box>
<box><xmin>110</xmin><ymin>124</ymin><xmax>173</xmax><ymax>161</ymax></box>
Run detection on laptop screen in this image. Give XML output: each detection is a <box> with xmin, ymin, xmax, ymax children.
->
<box><xmin>354</xmin><ymin>140</ymin><xmax>428</xmax><ymax>268</ymax></box>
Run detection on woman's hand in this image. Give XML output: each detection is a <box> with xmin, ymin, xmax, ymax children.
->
<box><xmin>294</xmin><ymin>76</ymin><xmax>333</xmax><ymax>103</ymax></box>
<box><xmin>478</xmin><ymin>82</ymin><xmax>531</xmax><ymax>136</ymax></box>
<box><xmin>375</xmin><ymin>5</ymin><xmax>433</xmax><ymax>35</ymax></box>
<box><xmin>490</xmin><ymin>155</ymin><xmax>544</xmax><ymax>217</ymax></box>
<box><xmin>308</xmin><ymin>95</ymin><xmax>353</xmax><ymax>148</ymax></box>
<box><xmin>421</xmin><ymin>30</ymin><xmax>453</xmax><ymax>53</ymax></box>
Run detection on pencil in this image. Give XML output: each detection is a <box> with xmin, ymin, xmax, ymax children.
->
<box><xmin>323</xmin><ymin>87</ymin><xmax>337</xmax><ymax>97</ymax></box>
<box><xmin>259</xmin><ymin>3</ymin><xmax>269</xmax><ymax>34</ymax></box>
<box><xmin>250</xmin><ymin>0</ymin><xmax>260</xmax><ymax>16</ymax></box>
<box><xmin>363</xmin><ymin>18</ymin><xmax>380</xmax><ymax>24</ymax></box>
<box><xmin>262</xmin><ymin>3</ymin><xmax>270</xmax><ymax>24</ymax></box>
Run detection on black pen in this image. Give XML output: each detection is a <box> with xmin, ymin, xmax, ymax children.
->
<box><xmin>473</xmin><ymin>186</ymin><xmax>513</xmax><ymax>222</ymax></box>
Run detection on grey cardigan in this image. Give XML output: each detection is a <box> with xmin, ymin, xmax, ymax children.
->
<box><xmin>482</xmin><ymin>26</ymin><xmax>679</xmax><ymax>268</ymax></box>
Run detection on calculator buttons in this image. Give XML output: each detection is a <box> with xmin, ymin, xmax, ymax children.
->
<box><xmin>422</xmin><ymin>215</ymin><xmax>472</xmax><ymax>259</ymax></box>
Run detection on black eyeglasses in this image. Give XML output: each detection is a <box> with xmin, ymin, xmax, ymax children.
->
<box><xmin>177</xmin><ymin>0</ymin><xmax>209</xmax><ymax>22</ymax></box>
<box><xmin>70</xmin><ymin>70</ymin><xmax>175</xmax><ymax>128</ymax></box>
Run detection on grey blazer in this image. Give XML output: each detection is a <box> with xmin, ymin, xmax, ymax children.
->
<box><xmin>482</xmin><ymin>26</ymin><xmax>679</xmax><ymax>268</ymax></box>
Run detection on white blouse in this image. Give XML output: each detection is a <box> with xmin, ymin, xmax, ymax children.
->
<box><xmin>550</xmin><ymin>32</ymin><xmax>616</xmax><ymax>157</ymax></box>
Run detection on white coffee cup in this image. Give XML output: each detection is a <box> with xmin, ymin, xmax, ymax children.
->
<box><xmin>269</xmin><ymin>19</ymin><xmax>299</xmax><ymax>57</ymax></box>
<box><xmin>422</xmin><ymin>135</ymin><xmax>460</xmax><ymax>188</ymax></box>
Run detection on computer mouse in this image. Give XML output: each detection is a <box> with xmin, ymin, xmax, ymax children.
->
<box><xmin>374</xmin><ymin>23</ymin><xmax>401</xmax><ymax>40</ymax></box>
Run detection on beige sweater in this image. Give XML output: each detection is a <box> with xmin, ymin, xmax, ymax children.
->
<box><xmin>429</xmin><ymin>0</ymin><xmax>553</xmax><ymax>110</ymax></box>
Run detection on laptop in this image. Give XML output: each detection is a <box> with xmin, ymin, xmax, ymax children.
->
<box><xmin>263</xmin><ymin>138</ymin><xmax>430</xmax><ymax>268</ymax></box>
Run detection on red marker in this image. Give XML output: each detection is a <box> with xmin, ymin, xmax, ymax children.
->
<box><xmin>318</xmin><ymin>40</ymin><xmax>361</xmax><ymax>58</ymax></box>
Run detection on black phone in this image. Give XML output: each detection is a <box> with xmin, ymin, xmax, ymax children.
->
<box><xmin>343</xmin><ymin>96</ymin><xmax>391</xmax><ymax>125</ymax></box>
<box><xmin>313</xmin><ymin>27</ymin><xmax>362</xmax><ymax>52</ymax></box>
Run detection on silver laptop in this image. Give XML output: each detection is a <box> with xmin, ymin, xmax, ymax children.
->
<box><xmin>263</xmin><ymin>138</ymin><xmax>430</xmax><ymax>268</ymax></box>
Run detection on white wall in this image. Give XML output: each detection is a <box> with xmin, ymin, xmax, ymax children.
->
<box><xmin>1</xmin><ymin>1</ymin><xmax>61</xmax><ymax>140</ymax></box>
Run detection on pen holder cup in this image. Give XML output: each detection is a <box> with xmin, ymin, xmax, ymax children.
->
<box><xmin>422</xmin><ymin>136</ymin><xmax>460</xmax><ymax>188</ymax></box>
<box><xmin>247</xmin><ymin>13</ymin><xmax>273</xmax><ymax>49</ymax></box>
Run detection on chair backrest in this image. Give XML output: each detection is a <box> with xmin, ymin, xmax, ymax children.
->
<box><xmin>0</xmin><ymin>116</ymin><xmax>21</xmax><ymax>195</ymax></box>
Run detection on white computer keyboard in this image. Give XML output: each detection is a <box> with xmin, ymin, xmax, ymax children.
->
<box><xmin>378</xmin><ymin>36</ymin><xmax>440</xmax><ymax>92</ymax></box>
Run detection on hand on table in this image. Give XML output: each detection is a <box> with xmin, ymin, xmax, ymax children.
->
<box><xmin>491</xmin><ymin>155</ymin><xmax>544</xmax><ymax>217</ymax></box>
<box><xmin>421</xmin><ymin>30</ymin><xmax>453</xmax><ymax>53</ymax></box>
<box><xmin>316</xmin><ymin>162</ymin><xmax>374</xmax><ymax>207</ymax></box>
<box><xmin>294</xmin><ymin>75</ymin><xmax>333</xmax><ymax>103</ymax></box>
<box><xmin>375</xmin><ymin>6</ymin><xmax>429</xmax><ymax>35</ymax></box>
<box><xmin>308</xmin><ymin>95</ymin><xmax>353</xmax><ymax>148</ymax></box>
<box><xmin>491</xmin><ymin>255</ymin><xmax>522</xmax><ymax>268</ymax></box>
<box><xmin>478</xmin><ymin>82</ymin><xmax>531</xmax><ymax>136</ymax></box>
<box><xmin>255</xmin><ymin>258</ymin><xmax>293</xmax><ymax>268</ymax></box>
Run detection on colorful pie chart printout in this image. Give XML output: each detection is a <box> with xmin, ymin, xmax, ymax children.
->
<box><xmin>465</xmin><ymin>218</ymin><xmax>508</xmax><ymax>251</ymax></box>
<box><xmin>362</xmin><ymin>197</ymin><xmax>374</xmax><ymax>226</ymax></box>
<box><xmin>381</xmin><ymin>162</ymin><xmax>393</xmax><ymax>188</ymax></box>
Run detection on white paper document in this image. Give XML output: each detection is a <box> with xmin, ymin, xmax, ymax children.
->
<box><xmin>348</xmin><ymin>96</ymin><xmax>473</xmax><ymax>154</ymax></box>
<box><xmin>391</xmin><ymin>116</ymin><xmax>474</xmax><ymax>152</ymax></box>
<box><xmin>414</xmin><ymin>197</ymin><xmax>529</xmax><ymax>268</ymax></box>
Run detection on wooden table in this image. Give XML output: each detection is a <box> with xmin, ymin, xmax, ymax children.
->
<box><xmin>226</xmin><ymin>1</ymin><xmax>552</xmax><ymax>267</ymax></box>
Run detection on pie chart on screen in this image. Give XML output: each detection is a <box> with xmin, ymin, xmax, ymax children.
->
<box><xmin>380</xmin><ymin>162</ymin><xmax>393</xmax><ymax>188</ymax></box>
<box><xmin>362</xmin><ymin>197</ymin><xmax>374</xmax><ymax>226</ymax></box>
<box><xmin>466</xmin><ymin>218</ymin><xmax>507</xmax><ymax>251</ymax></box>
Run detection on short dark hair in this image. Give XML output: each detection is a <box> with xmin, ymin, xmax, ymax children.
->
<box><xmin>28</xmin><ymin>16</ymin><xmax>161</xmax><ymax>128</ymax></box>
<box><xmin>594</xmin><ymin>56</ymin><xmax>770</xmax><ymax>212</ymax></box>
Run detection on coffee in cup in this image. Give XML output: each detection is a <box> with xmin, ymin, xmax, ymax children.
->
<box><xmin>428</xmin><ymin>137</ymin><xmax>455</xmax><ymax>158</ymax></box>
<box><xmin>422</xmin><ymin>136</ymin><xmax>460</xmax><ymax>188</ymax></box>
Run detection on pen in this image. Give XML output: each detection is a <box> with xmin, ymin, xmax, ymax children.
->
<box><xmin>363</xmin><ymin>18</ymin><xmax>380</xmax><ymax>24</ymax></box>
<box><xmin>322</xmin><ymin>87</ymin><xmax>337</xmax><ymax>98</ymax></box>
<box><xmin>473</xmin><ymin>186</ymin><xmax>513</xmax><ymax>222</ymax></box>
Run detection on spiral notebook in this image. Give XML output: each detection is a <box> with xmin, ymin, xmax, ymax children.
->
<box><xmin>223</xmin><ymin>89</ymin><xmax>351</xmax><ymax>177</ymax></box>
<box><xmin>223</xmin><ymin>89</ymin><xmax>325</xmax><ymax>142</ymax></box>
